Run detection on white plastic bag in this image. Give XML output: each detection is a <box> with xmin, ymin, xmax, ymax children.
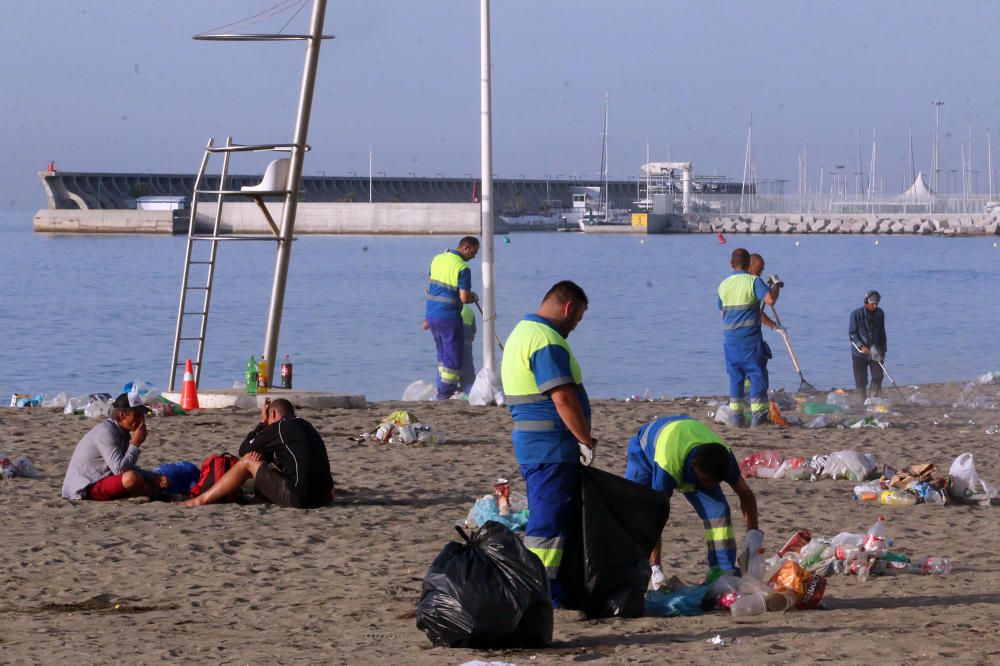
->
<box><xmin>713</xmin><ymin>404</ymin><xmax>741</xmax><ymax>428</ymax></box>
<box><xmin>401</xmin><ymin>380</ymin><xmax>436</xmax><ymax>401</ymax></box>
<box><xmin>64</xmin><ymin>395</ymin><xmax>89</xmax><ymax>415</ymax></box>
<box><xmin>468</xmin><ymin>368</ymin><xmax>505</xmax><ymax>406</ymax></box>
<box><xmin>42</xmin><ymin>392</ymin><xmax>69</xmax><ymax>408</ymax></box>
<box><xmin>822</xmin><ymin>450</ymin><xmax>876</xmax><ymax>481</ymax></box>
<box><xmin>948</xmin><ymin>453</ymin><xmax>1000</xmax><ymax>501</ymax></box>
<box><xmin>83</xmin><ymin>399</ymin><xmax>111</xmax><ymax>419</ymax></box>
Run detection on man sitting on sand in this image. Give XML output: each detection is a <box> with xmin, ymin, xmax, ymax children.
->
<box><xmin>185</xmin><ymin>398</ymin><xmax>333</xmax><ymax>508</ymax></box>
<box><xmin>624</xmin><ymin>415</ymin><xmax>762</xmax><ymax>589</ymax></box>
<box><xmin>61</xmin><ymin>393</ymin><xmax>168</xmax><ymax>500</ymax></box>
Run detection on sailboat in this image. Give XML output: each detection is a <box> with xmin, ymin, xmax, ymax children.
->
<box><xmin>582</xmin><ymin>92</ymin><xmax>629</xmax><ymax>228</ymax></box>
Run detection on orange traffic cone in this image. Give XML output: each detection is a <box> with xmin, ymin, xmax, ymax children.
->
<box><xmin>180</xmin><ymin>359</ymin><xmax>200</xmax><ymax>410</ymax></box>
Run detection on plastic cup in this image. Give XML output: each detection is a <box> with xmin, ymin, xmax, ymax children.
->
<box><xmin>765</xmin><ymin>590</ymin><xmax>798</xmax><ymax>612</ymax></box>
<box><xmin>730</xmin><ymin>592</ymin><xmax>767</xmax><ymax>617</ymax></box>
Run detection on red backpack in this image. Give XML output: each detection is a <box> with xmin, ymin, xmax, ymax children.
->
<box><xmin>189</xmin><ymin>453</ymin><xmax>239</xmax><ymax>501</ymax></box>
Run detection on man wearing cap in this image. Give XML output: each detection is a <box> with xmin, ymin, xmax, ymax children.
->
<box><xmin>425</xmin><ymin>236</ymin><xmax>480</xmax><ymax>400</ymax></box>
<box><xmin>849</xmin><ymin>290</ymin><xmax>888</xmax><ymax>399</ymax></box>
<box><xmin>61</xmin><ymin>393</ymin><xmax>167</xmax><ymax>500</ymax></box>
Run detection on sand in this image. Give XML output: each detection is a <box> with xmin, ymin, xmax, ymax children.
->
<box><xmin>2</xmin><ymin>381</ymin><xmax>1000</xmax><ymax>665</ymax></box>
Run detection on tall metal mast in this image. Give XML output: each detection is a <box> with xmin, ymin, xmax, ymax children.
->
<box><xmin>262</xmin><ymin>0</ymin><xmax>328</xmax><ymax>384</ymax></box>
<box><xmin>480</xmin><ymin>0</ymin><xmax>497</xmax><ymax>373</ymax></box>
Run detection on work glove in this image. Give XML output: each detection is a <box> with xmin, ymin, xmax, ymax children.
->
<box><xmin>578</xmin><ymin>438</ymin><xmax>597</xmax><ymax>466</ymax></box>
<box><xmin>737</xmin><ymin>528</ymin><xmax>765</xmax><ymax>574</ymax></box>
<box><xmin>774</xmin><ymin>326</ymin><xmax>787</xmax><ymax>336</ymax></box>
<box><xmin>650</xmin><ymin>564</ymin><xmax>667</xmax><ymax>591</ymax></box>
<box><xmin>767</xmin><ymin>274</ymin><xmax>784</xmax><ymax>289</ymax></box>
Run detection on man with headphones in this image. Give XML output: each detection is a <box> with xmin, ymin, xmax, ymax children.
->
<box><xmin>849</xmin><ymin>290</ymin><xmax>888</xmax><ymax>399</ymax></box>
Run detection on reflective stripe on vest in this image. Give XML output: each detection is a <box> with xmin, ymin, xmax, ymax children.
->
<box><xmin>426</xmin><ymin>251</ymin><xmax>468</xmax><ymax>307</ymax></box>
<box><xmin>500</xmin><ymin>319</ymin><xmax>582</xmax><ymax>401</ymax></box>
<box><xmin>718</xmin><ymin>273</ymin><xmax>761</xmax><ymax>331</ymax></box>
<box><xmin>651</xmin><ymin>418</ymin><xmax>729</xmax><ymax>494</ymax></box>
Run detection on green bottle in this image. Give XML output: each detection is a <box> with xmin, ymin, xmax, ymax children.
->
<box><xmin>245</xmin><ymin>355</ymin><xmax>258</xmax><ymax>394</ymax></box>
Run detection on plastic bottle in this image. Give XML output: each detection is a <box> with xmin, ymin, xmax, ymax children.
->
<box><xmin>257</xmin><ymin>356</ymin><xmax>269</xmax><ymax>394</ymax></box>
<box><xmin>746</xmin><ymin>550</ymin><xmax>766</xmax><ymax>580</ymax></box>
<box><xmin>245</xmin><ymin>355</ymin><xmax>258</xmax><ymax>394</ymax></box>
<box><xmin>777</xmin><ymin>530</ymin><xmax>812</xmax><ymax>557</ymax></box>
<box><xmin>798</xmin><ymin>540</ymin><xmax>826</xmax><ymax>568</ymax></box>
<box><xmin>879</xmin><ymin>489</ymin><xmax>917</xmax><ymax>506</ymax></box>
<box><xmin>280</xmin><ymin>354</ymin><xmax>293</xmax><ymax>389</ymax></box>
<box><xmin>835</xmin><ymin>544</ymin><xmax>861</xmax><ymax>561</ymax></box>
<box><xmin>921</xmin><ymin>557</ymin><xmax>952</xmax><ymax>575</ymax></box>
<box><xmin>862</xmin><ymin>516</ymin><xmax>888</xmax><ymax>557</ymax></box>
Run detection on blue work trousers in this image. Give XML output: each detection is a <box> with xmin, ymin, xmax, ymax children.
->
<box><xmin>428</xmin><ymin>316</ymin><xmax>463</xmax><ymax>399</ymax></box>
<box><xmin>724</xmin><ymin>338</ymin><xmax>769</xmax><ymax>414</ymax></box>
<box><xmin>520</xmin><ymin>462</ymin><xmax>580</xmax><ymax>606</ymax></box>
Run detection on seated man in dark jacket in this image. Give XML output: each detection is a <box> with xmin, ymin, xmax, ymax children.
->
<box><xmin>185</xmin><ymin>398</ymin><xmax>334</xmax><ymax>508</ymax></box>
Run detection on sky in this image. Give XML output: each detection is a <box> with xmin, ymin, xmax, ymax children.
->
<box><xmin>4</xmin><ymin>0</ymin><xmax>1000</xmax><ymax>210</ymax></box>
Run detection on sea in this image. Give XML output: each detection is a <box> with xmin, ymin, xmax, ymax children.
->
<box><xmin>3</xmin><ymin>209</ymin><xmax>999</xmax><ymax>403</ymax></box>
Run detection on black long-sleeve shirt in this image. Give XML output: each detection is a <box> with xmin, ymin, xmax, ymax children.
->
<box><xmin>239</xmin><ymin>416</ymin><xmax>334</xmax><ymax>502</ymax></box>
<box><xmin>849</xmin><ymin>306</ymin><xmax>887</xmax><ymax>359</ymax></box>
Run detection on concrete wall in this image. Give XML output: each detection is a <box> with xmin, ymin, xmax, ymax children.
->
<box><xmin>33</xmin><ymin>202</ymin><xmax>493</xmax><ymax>235</ymax></box>
<box><xmin>193</xmin><ymin>202</ymin><xmax>484</xmax><ymax>235</ymax></box>
<box><xmin>33</xmin><ymin>209</ymin><xmax>179</xmax><ymax>234</ymax></box>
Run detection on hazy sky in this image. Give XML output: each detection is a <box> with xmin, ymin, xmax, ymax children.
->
<box><xmin>4</xmin><ymin>0</ymin><xmax>1000</xmax><ymax>210</ymax></box>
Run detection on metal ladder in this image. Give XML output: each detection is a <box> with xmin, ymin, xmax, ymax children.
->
<box><xmin>166</xmin><ymin>0</ymin><xmax>331</xmax><ymax>392</ymax></box>
<box><xmin>168</xmin><ymin>139</ymin><xmax>297</xmax><ymax>390</ymax></box>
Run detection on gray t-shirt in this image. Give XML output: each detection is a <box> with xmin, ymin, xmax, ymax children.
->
<box><xmin>61</xmin><ymin>419</ymin><xmax>142</xmax><ymax>499</ymax></box>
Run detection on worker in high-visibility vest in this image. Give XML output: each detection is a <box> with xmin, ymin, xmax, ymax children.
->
<box><xmin>623</xmin><ymin>415</ymin><xmax>762</xmax><ymax>589</ymax></box>
<box><xmin>717</xmin><ymin>248</ymin><xmax>780</xmax><ymax>426</ymax></box>
<box><xmin>424</xmin><ymin>237</ymin><xmax>480</xmax><ymax>399</ymax></box>
<box><xmin>501</xmin><ymin>280</ymin><xmax>594</xmax><ymax>606</ymax></box>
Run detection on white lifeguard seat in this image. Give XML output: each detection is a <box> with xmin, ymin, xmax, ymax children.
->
<box><xmin>241</xmin><ymin>158</ymin><xmax>290</xmax><ymax>193</ymax></box>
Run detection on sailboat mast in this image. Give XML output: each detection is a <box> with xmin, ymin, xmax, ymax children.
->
<box><xmin>602</xmin><ymin>91</ymin><xmax>609</xmax><ymax>222</ymax></box>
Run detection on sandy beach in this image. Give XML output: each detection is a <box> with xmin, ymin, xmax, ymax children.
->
<box><xmin>2</xmin><ymin>381</ymin><xmax>1000</xmax><ymax>665</ymax></box>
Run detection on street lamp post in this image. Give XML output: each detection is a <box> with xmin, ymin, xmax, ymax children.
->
<box><xmin>932</xmin><ymin>100</ymin><xmax>944</xmax><ymax>192</ymax></box>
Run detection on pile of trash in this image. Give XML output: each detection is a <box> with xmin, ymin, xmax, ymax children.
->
<box><xmin>853</xmin><ymin>453</ymin><xmax>999</xmax><ymax>506</ymax></box>
<box><xmin>761</xmin><ymin>517</ymin><xmax>951</xmax><ymax>586</ymax></box>
<box><xmin>853</xmin><ymin>462</ymin><xmax>950</xmax><ymax>505</ymax></box>
<box><xmin>353</xmin><ymin>410</ymin><xmax>447</xmax><ymax>445</ymax></box>
<box><xmin>0</xmin><ymin>452</ymin><xmax>39</xmax><ymax>479</ymax></box>
<box><xmin>463</xmin><ymin>479</ymin><xmax>529</xmax><ymax>533</ymax></box>
<box><xmin>740</xmin><ymin>449</ymin><xmax>878</xmax><ymax>482</ymax></box>
<box><xmin>647</xmin><ymin>516</ymin><xmax>952</xmax><ymax>619</ymax></box>
<box><xmin>8</xmin><ymin>381</ymin><xmax>184</xmax><ymax>418</ymax></box>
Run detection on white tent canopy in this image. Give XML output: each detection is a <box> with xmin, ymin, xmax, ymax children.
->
<box><xmin>898</xmin><ymin>171</ymin><xmax>938</xmax><ymax>202</ymax></box>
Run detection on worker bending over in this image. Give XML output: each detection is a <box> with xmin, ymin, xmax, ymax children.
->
<box><xmin>624</xmin><ymin>415</ymin><xmax>762</xmax><ymax>589</ymax></box>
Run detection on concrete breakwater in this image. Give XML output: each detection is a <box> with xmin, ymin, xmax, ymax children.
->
<box><xmin>683</xmin><ymin>213</ymin><xmax>1000</xmax><ymax>236</ymax></box>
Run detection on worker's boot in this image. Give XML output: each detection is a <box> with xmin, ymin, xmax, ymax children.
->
<box><xmin>750</xmin><ymin>409</ymin><xmax>770</xmax><ymax>428</ymax></box>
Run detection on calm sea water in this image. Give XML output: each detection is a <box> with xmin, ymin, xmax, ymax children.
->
<box><xmin>3</xmin><ymin>209</ymin><xmax>999</xmax><ymax>402</ymax></box>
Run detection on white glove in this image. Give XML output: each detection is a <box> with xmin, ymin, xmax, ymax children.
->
<box><xmin>578</xmin><ymin>440</ymin><xmax>596</xmax><ymax>466</ymax></box>
<box><xmin>650</xmin><ymin>564</ymin><xmax>667</xmax><ymax>591</ymax></box>
<box><xmin>774</xmin><ymin>326</ymin><xmax>787</xmax><ymax>336</ymax></box>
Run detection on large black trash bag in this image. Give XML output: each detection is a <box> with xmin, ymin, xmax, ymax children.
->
<box><xmin>558</xmin><ymin>466</ymin><xmax>669</xmax><ymax>618</ymax></box>
<box><xmin>415</xmin><ymin>521</ymin><xmax>553</xmax><ymax>648</ymax></box>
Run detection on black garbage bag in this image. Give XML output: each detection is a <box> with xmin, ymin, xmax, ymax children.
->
<box><xmin>415</xmin><ymin>521</ymin><xmax>553</xmax><ymax>648</ymax></box>
<box><xmin>557</xmin><ymin>466</ymin><xmax>669</xmax><ymax>618</ymax></box>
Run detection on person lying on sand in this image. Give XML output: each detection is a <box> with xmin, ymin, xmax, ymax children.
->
<box><xmin>61</xmin><ymin>393</ymin><xmax>168</xmax><ymax>501</ymax></box>
<box><xmin>184</xmin><ymin>398</ymin><xmax>334</xmax><ymax>508</ymax></box>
